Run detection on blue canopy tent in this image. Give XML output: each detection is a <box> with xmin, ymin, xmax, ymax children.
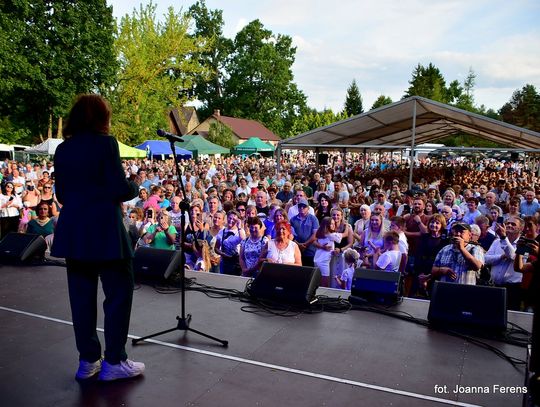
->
<box><xmin>135</xmin><ymin>140</ymin><xmax>192</xmax><ymax>159</ymax></box>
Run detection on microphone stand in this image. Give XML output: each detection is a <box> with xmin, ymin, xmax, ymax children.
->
<box><xmin>133</xmin><ymin>135</ymin><xmax>228</xmax><ymax>347</ymax></box>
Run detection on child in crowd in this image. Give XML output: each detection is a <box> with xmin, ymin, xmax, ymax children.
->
<box><xmin>313</xmin><ymin>216</ymin><xmax>346</xmax><ymax>287</ymax></box>
<box><xmin>389</xmin><ymin>216</ymin><xmax>409</xmax><ymax>254</ymax></box>
<box><xmin>143</xmin><ymin>185</ymin><xmax>163</xmax><ymax>212</ymax></box>
<box><xmin>335</xmin><ymin>248</ymin><xmax>360</xmax><ymax>290</ymax></box>
<box><xmin>191</xmin><ymin>239</ymin><xmax>211</xmax><ymax>273</ymax></box>
<box><xmin>374</xmin><ymin>231</ymin><xmax>403</xmax><ymax>272</ymax></box>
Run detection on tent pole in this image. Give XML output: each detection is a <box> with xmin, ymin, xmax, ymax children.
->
<box><xmin>276</xmin><ymin>144</ymin><xmax>282</xmax><ymax>175</ymax></box>
<box><xmin>315</xmin><ymin>148</ymin><xmax>320</xmax><ymax>171</ymax></box>
<box><xmin>408</xmin><ymin>100</ymin><xmax>418</xmax><ymax>189</ymax></box>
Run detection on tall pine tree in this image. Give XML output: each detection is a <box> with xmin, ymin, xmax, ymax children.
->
<box><xmin>344</xmin><ymin>79</ymin><xmax>363</xmax><ymax>116</ymax></box>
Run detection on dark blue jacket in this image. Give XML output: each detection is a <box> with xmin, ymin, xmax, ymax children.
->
<box><xmin>51</xmin><ymin>133</ymin><xmax>138</xmax><ymax>261</ymax></box>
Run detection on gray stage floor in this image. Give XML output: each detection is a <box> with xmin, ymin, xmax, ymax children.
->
<box><xmin>0</xmin><ymin>263</ymin><xmax>532</xmax><ymax>407</ymax></box>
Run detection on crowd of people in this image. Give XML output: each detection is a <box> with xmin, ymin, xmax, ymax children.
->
<box><xmin>2</xmin><ymin>151</ymin><xmax>540</xmax><ymax>311</ymax></box>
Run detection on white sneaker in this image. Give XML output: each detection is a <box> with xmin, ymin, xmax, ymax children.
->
<box><xmin>75</xmin><ymin>358</ymin><xmax>102</xmax><ymax>380</ymax></box>
<box><xmin>98</xmin><ymin>359</ymin><xmax>145</xmax><ymax>381</ymax></box>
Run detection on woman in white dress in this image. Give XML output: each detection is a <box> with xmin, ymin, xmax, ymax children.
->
<box><xmin>260</xmin><ymin>220</ymin><xmax>301</xmax><ymax>266</ymax></box>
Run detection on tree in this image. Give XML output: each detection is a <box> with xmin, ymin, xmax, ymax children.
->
<box><xmin>222</xmin><ymin>20</ymin><xmax>307</xmax><ymax>137</ymax></box>
<box><xmin>0</xmin><ymin>0</ymin><xmax>117</xmax><ymax>143</ymax></box>
<box><xmin>455</xmin><ymin>68</ymin><xmax>476</xmax><ymax>111</ymax></box>
<box><xmin>344</xmin><ymin>79</ymin><xmax>363</xmax><ymax>116</ymax></box>
<box><xmin>499</xmin><ymin>84</ymin><xmax>540</xmax><ymax>132</ymax></box>
<box><xmin>403</xmin><ymin>63</ymin><xmax>461</xmax><ymax>104</ymax></box>
<box><xmin>207</xmin><ymin>121</ymin><xmax>235</xmax><ymax>148</ymax></box>
<box><xmin>371</xmin><ymin>95</ymin><xmax>393</xmax><ymax>110</ymax></box>
<box><xmin>109</xmin><ymin>4</ymin><xmax>206</xmax><ymax>144</ymax></box>
<box><xmin>187</xmin><ymin>0</ymin><xmax>232</xmax><ymax>119</ymax></box>
<box><xmin>287</xmin><ymin>109</ymin><xmax>348</xmax><ymax>138</ymax></box>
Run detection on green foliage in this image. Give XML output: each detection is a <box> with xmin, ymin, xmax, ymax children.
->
<box><xmin>0</xmin><ymin>117</ymin><xmax>31</xmax><ymax>144</ymax></box>
<box><xmin>439</xmin><ymin>133</ymin><xmax>501</xmax><ymax>148</ymax></box>
<box><xmin>0</xmin><ymin>0</ymin><xmax>117</xmax><ymax>144</ymax></box>
<box><xmin>454</xmin><ymin>68</ymin><xmax>476</xmax><ymax>111</ymax></box>
<box><xmin>286</xmin><ymin>109</ymin><xmax>349</xmax><ymax>138</ymax></box>
<box><xmin>109</xmin><ymin>4</ymin><xmax>207</xmax><ymax>145</ymax></box>
<box><xmin>404</xmin><ymin>63</ymin><xmax>461</xmax><ymax>104</ymax></box>
<box><xmin>477</xmin><ymin>106</ymin><xmax>500</xmax><ymax>120</ymax></box>
<box><xmin>222</xmin><ymin>19</ymin><xmax>307</xmax><ymax>137</ymax></box>
<box><xmin>371</xmin><ymin>95</ymin><xmax>393</xmax><ymax>110</ymax></box>
<box><xmin>499</xmin><ymin>84</ymin><xmax>540</xmax><ymax>132</ymax></box>
<box><xmin>207</xmin><ymin>121</ymin><xmax>235</xmax><ymax>148</ymax></box>
<box><xmin>187</xmin><ymin>0</ymin><xmax>232</xmax><ymax>119</ymax></box>
<box><xmin>344</xmin><ymin>79</ymin><xmax>363</xmax><ymax>116</ymax></box>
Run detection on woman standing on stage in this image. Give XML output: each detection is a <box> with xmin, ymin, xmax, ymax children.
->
<box><xmin>51</xmin><ymin>94</ymin><xmax>144</xmax><ymax>381</ymax></box>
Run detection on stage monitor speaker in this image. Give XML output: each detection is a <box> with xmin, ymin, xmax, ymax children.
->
<box><xmin>0</xmin><ymin>233</ymin><xmax>47</xmax><ymax>264</ymax></box>
<box><xmin>133</xmin><ymin>247</ymin><xmax>182</xmax><ymax>284</ymax></box>
<box><xmin>428</xmin><ymin>281</ymin><xmax>507</xmax><ymax>334</ymax></box>
<box><xmin>318</xmin><ymin>153</ymin><xmax>329</xmax><ymax>165</ymax></box>
<box><xmin>247</xmin><ymin>262</ymin><xmax>321</xmax><ymax>305</ymax></box>
<box><xmin>350</xmin><ymin>268</ymin><xmax>401</xmax><ymax>305</ymax></box>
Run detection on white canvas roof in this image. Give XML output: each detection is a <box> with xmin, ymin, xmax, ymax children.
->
<box><xmin>25</xmin><ymin>138</ymin><xmax>64</xmax><ymax>155</ymax></box>
<box><xmin>279</xmin><ymin>96</ymin><xmax>540</xmax><ymax>151</ymax></box>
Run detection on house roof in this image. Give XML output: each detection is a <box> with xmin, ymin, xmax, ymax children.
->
<box><xmin>279</xmin><ymin>96</ymin><xmax>540</xmax><ymax>151</ymax></box>
<box><xmin>214</xmin><ymin>115</ymin><xmax>281</xmax><ymax>142</ymax></box>
<box><xmin>169</xmin><ymin>107</ymin><xmax>199</xmax><ymax>135</ymax></box>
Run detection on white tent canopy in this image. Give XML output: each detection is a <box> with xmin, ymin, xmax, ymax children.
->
<box><xmin>279</xmin><ymin>96</ymin><xmax>540</xmax><ymax>151</ymax></box>
<box><xmin>25</xmin><ymin>138</ymin><xmax>64</xmax><ymax>155</ymax></box>
<box><xmin>277</xmin><ymin>96</ymin><xmax>540</xmax><ymax>187</ymax></box>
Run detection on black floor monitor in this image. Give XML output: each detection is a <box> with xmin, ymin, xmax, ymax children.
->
<box><xmin>428</xmin><ymin>281</ymin><xmax>507</xmax><ymax>334</ymax></box>
<box><xmin>133</xmin><ymin>247</ymin><xmax>183</xmax><ymax>284</ymax></box>
<box><xmin>248</xmin><ymin>262</ymin><xmax>321</xmax><ymax>306</ymax></box>
<box><xmin>350</xmin><ymin>268</ymin><xmax>401</xmax><ymax>305</ymax></box>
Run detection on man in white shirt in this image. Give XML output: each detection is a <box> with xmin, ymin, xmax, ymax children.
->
<box><xmin>370</xmin><ymin>192</ymin><xmax>392</xmax><ymax>214</ymax></box>
<box><xmin>288</xmin><ymin>190</ymin><xmax>315</xmax><ymax>219</ymax></box>
<box><xmin>484</xmin><ymin>216</ymin><xmax>524</xmax><ymax>311</ymax></box>
<box><xmin>11</xmin><ymin>168</ymin><xmax>26</xmax><ymax>195</ymax></box>
<box><xmin>332</xmin><ymin>179</ymin><xmax>349</xmax><ymax>210</ymax></box>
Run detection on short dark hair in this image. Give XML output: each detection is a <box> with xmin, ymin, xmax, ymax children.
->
<box><xmin>384</xmin><ymin>231</ymin><xmax>400</xmax><ymax>244</ymax></box>
<box><xmin>247</xmin><ymin>216</ymin><xmax>263</xmax><ymax>227</ymax></box>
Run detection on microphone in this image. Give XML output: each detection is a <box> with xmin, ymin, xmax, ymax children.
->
<box><xmin>156</xmin><ymin>129</ymin><xmax>184</xmax><ymax>143</ymax></box>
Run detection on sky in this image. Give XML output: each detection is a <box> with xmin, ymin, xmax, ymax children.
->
<box><xmin>107</xmin><ymin>0</ymin><xmax>540</xmax><ymax>113</ymax></box>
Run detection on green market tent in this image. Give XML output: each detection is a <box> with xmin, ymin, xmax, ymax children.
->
<box><xmin>118</xmin><ymin>141</ymin><xmax>146</xmax><ymax>158</ymax></box>
<box><xmin>231</xmin><ymin>137</ymin><xmax>275</xmax><ymax>156</ymax></box>
<box><xmin>175</xmin><ymin>135</ymin><xmax>229</xmax><ymax>159</ymax></box>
